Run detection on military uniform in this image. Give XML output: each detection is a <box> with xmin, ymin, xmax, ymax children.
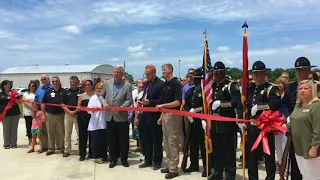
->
<box><xmin>209</xmin><ymin>61</ymin><xmax>242</xmax><ymax>180</ymax></box>
<box><xmin>247</xmin><ymin>61</ymin><xmax>281</xmax><ymax>180</ymax></box>
<box><xmin>282</xmin><ymin>57</ymin><xmax>317</xmax><ymax>180</ymax></box>
<box><xmin>184</xmin><ymin>84</ymin><xmax>209</xmax><ymax>177</ymax></box>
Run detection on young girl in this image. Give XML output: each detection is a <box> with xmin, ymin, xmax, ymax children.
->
<box><xmin>27</xmin><ymin>104</ymin><xmax>45</xmax><ymax>154</ymax></box>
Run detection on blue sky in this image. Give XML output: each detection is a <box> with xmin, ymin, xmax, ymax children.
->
<box><xmin>1</xmin><ymin>0</ymin><xmax>320</xmax><ymax>80</ymax></box>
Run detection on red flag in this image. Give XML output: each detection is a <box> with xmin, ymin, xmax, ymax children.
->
<box><xmin>202</xmin><ymin>38</ymin><xmax>213</xmax><ymax>153</ymax></box>
<box><xmin>242</xmin><ymin>28</ymin><xmax>249</xmax><ymax>120</ymax></box>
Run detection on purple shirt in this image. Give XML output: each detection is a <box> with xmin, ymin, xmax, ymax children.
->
<box><xmin>182</xmin><ymin>83</ymin><xmax>195</xmax><ymax>99</ymax></box>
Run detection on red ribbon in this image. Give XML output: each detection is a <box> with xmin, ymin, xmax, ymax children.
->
<box><xmin>1</xmin><ymin>92</ymin><xmax>254</xmax><ymax>123</ymax></box>
<box><xmin>0</xmin><ymin>91</ymin><xmax>19</xmax><ymax>122</ymax></box>
<box><xmin>251</xmin><ymin>110</ymin><xmax>287</xmax><ymax>155</ymax></box>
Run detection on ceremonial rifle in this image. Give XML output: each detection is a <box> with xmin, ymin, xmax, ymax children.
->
<box><xmin>181</xmin><ymin>107</ymin><xmax>203</xmax><ymax>171</ymax></box>
<box><xmin>279</xmin><ymin>136</ymin><xmax>292</xmax><ymax>180</ymax></box>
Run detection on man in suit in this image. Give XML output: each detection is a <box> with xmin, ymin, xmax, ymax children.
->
<box><xmin>283</xmin><ymin>57</ymin><xmax>316</xmax><ymax>180</ymax></box>
<box><xmin>137</xmin><ymin>64</ymin><xmax>164</xmax><ymax>170</ymax></box>
<box><xmin>101</xmin><ymin>66</ymin><xmax>133</xmax><ymax>168</ymax></box>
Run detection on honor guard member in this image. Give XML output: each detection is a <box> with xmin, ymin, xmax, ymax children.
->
<box><xmin>247</xmin><ymin>61</ymin><xmax>281</xmax><ymax>180</ymax></box>
<box><xmin>209</xmin><ymin>61</ymin><xmax>242</xmax><ymax>180</ymax></box>
<box><xmin>283</xmin><ymin>57</ymin><xmax>317</xmax><ymax>180</ymax></box>
<box><xmin>183</xmin><ymin>67</ymin><xmax>211</xmax><ymax>177</ymax></box>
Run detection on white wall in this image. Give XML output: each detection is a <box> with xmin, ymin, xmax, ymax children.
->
<box><xmin>0</xmin><ymin>72</ymin><xmax>113</xmax><ymax>88</ymax></box>
<box><xmin>0</xmin><ymin>73</ymin><xmax>82</xmax><ymax>88</ymax></box>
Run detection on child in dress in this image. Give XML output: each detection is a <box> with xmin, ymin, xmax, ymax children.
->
<box><xmin>27</xmin><ymin>104</ymin><xmax>46</xmax><ymax>154</ymax></box>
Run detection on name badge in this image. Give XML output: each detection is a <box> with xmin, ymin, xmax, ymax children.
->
<box><xmin>77</xmin><ymin>94</ymin><xmax>81</xmax><ymax>97</ymax></box>
<box><xmin>50</xmin><ymin>92</ymin><xmax>55</xmax><ymax>98</ymax></box>
<box><xmin>302</xmin><ymin>109</ymin><xmax>310</xmax><ymax>113</ymax></box>
<box><xmin>7</xmin><ymin>96</ymin><xmax>10</xmax><ymax>99</ymax></box>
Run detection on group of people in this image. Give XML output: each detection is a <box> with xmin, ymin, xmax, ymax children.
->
<box><xmin>0</xmin><ymin>57</ymin><xmax>320</xmax><ymax>180</ymax></box>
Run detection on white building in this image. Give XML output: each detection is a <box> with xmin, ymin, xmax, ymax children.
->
<box><xmin>0</xmin><ymin>64</ymin><xmax>114</xmax><ymax>88</ymax></box>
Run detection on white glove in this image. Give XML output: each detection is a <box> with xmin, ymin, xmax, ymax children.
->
<box><xmin>286</xmin><ymin>116</ymin><xmax>291</xmax><ymax>123</ymax></box>
<box><xmin>251</xmin><ymin>104</ymin><xmax>258</xmax><ymax>116</ymax></box>
<box><xmin>187</xmin><ymin>108</ymin><xmax>195</xmax><ymax>123</ymax></box>
<box><xmin>212</xmin><ymin>100</ymin><xmax>221</xmax><ymax>110</ymax></box>
<box><xmin>201</xmin><ymin>120</ymin><xmax>206</xmax><ymax>130</ymax></box>
<box><xmin>238</xmin><ymin>123</ymin><xmax>246</xmax><ymax>132</ymax></box>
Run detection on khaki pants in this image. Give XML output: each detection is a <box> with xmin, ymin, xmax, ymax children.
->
<box><xmin>2</xmin><ymin>115</ymin><xmax>20</xmax><ymax>147</ymax></box>
<box><xmin>162</xmin><ymin>113</ymin><xmax>182</xmax><ymax>173</ymax></box>
<box><xmin>64</xmin><ymin>113</ymin><xmax>78</xmax><ymax>153</ymax></box>
<box><xmin>46</xmin><ymin>113</ymin><xmax>65</xmax><ymax>152</ymax></box>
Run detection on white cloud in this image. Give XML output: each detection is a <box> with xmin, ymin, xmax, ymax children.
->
<box><xmin>62</xmin><ymin>25</ymin><xmax>81</xmax><ymax>35</ymax></box>
<box><xmin>281</xmin><ymin>37</ymin><xmax>292</xmax><ymax>42</ymax></box>
<box><xmin>217</xmin><ymin>46</ymin><xmax>230</xmax><ymax>52</ymax></box>
<box><xmin>127</xmin><ymin>44</ymin><xmax>144</xmax><ymax>52</ymax></box>
<box><xmin>127</xmin><ymin>44</ymin><xmax>152</xmax><ymax>58</ymax></box>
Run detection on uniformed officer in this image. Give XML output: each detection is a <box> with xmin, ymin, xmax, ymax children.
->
<box><xmin>209</xmin><ymin>61</ymin><xmax>242</xmax><ymax>180</ymax></box>
<box><xmin>282</xmin><ymin>57</ymin><xmax>317</xmax><ymax>180</ymax></box>
<box><xmin>246</xmin><ymin>61</ymin><xmax>281</xmax><ymax>180</ymax></box>
<box><xmin>61</xmin><ymin>76</ymin><xmax>83</xmax><ymax>157</ymax></box>
<box><xmin>183</xmin><ymin>67</ymin><xmax>211</xmax><ymax>177</ymax></box>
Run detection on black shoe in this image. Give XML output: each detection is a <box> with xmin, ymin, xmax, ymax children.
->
<box><xmin>122</xmin><ymin>160</ymin><xmax>129</xmax><ymax>167</ymax></box>
<box><xmin>208</xmin><ymin>174</ymin><xmax>223</xmax><ymax>180</ymax></box>
<box><xmin>161</xmin><ymin>168</ymin><xmax>169</xmax><ymax>173</ymax></box>
<box><xmin>183</xmin><ymin>166</ymin><xmax>199</xmax><ymax>173</ymax></box>
<box><xmin>202</xmin><ymin>171</ymin><xmax>211</xmax><ymax>177</ymax></box>
<box><xmin>153</xmin><ymin>164</ymin><xmax>161</xmax><ymax>170</ymax></box>
<box><xmin>43</xmin><ymin>148</ymin><xmax>48</xmax><ymax>152</ymax></box>
<box><xmin>63</xmin><ymin>152</ymin><xmax>70</xmax><ymax>157</ymax></box>
<box><xmin>109</xmin><ymin>161</ymin><xmax>117</xmax><ymax>168</ymax></box>
<box><xmin>165</xmin><ymin>172</ymin><xmax>178</xmax><ymax>179</ymax></box>
<box><xmin>46</xmin><ymin>151</ymin><xmax>54</xmax><ymax>156</ymax></box>
<box><xmin>4</xmin><ymin>146</ymin><xmax>10</xmax><ymax>149</ymax></box>
<box><xmin>10</xmin><ymin>145</ymin><xmax>17</xmax><ymax>149</ymax></box>
<box><xmin>79</xmin><ymin>156</ymin><xmax>85</xmax><ymax>161</ymax></box>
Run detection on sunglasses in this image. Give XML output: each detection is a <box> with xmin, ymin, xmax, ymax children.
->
<box><xmin>181</xmin><ymin>80</ymin><xmax>187</xmax><ymax>82</ymax></box>
<box><xmin>41</xmin><ymin>79</ymin><xmax>47</xmax><ymax>81</ymax></box>
<box><xmin>84</xmin><ymin>84</ymin><xmax>92</xmax><ymax>87</ymax></box>
<box><xmin>29</xmin><ymin>84</ymin><xmax>35</xmax><ymax>87</ymax></box>
<box><xmin>52</xmin><ymin>81</ymin><xmax>59</xmax><ymax>83</ymax></box>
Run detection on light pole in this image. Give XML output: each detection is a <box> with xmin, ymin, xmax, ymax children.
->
<box><xmin>179</xmin><ymin>59</ymin><xmax>181</xmax><ymax>78</ymax></box>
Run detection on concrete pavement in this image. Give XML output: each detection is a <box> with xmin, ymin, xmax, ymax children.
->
<box><xmin>0</xmin><ymin>119</ymin><xmax>277</xmax><ymax>180</ymax></box>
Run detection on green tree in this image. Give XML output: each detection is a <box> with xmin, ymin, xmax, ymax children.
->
<box><xmin>124</xmin><ymin>72</ymin><xmax>134</xmax><ymax>83</ymax></box>
<box><xmin>227</xmin><ymin>68</ymin><xmax>243</xmax><ymax>80</ymax></box>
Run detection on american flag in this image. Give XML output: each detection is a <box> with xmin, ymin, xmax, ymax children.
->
<box><xmin>202</xmin><ymin>37</ymin><xmax>213</xmax><ymax>153</ymax></box>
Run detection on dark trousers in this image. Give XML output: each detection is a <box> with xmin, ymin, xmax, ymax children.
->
<box><xmin>91</xmin><ymin>129</ymin><xmax>107</xmax><ymax>159</ymax></box>
<box><xmin>212</xmin><ymin>132</ymin><xmax>237</xmax><ymax>180</ymax></box>
<box><xmin>24</xmin><ymin>116</ymin><xmax>32</xmax><ymax>140</ymax></box>
<box><xmin>190</xmin><ymin>119</ymin><xmax>207</xmax><ymax>169</ymax></box>
<box><xmin>139</xmin><ymin>117</ymin><xmax>146</xmax><ymax>156</ymax></box>
<box><xmin>107</xmin><ymin>119</ymin><xmax>129</xmax><ymax>162</ymax></box>
<box><xmin>247</xmin><ymin>125</ymin><xmax>276</xmax><ymax>180</ymax></box>
<box><xmin>77</xmin><ymin>112</ymin><xmax>92</xmax><ymax>158</ymax></box>
<box><xmin>142</xmin><ymin>119</ymin><xmax>163</xmax><ymax>165</ymax></box>
<box><xmin>289</xmin><ymin>141</ymin><xmax>302</xmax><ymax>180</ymax></box>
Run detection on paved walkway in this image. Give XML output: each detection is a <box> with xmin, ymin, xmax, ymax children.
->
<box><xmin>0</xmin><ymin>119</ymin><xmax>276</xmax><ymax>180</ymax></box>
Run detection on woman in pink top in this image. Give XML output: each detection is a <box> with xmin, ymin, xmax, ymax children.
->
<box><xmin>27</xmin><ymin>104</ymin><xmax>46</xmax><ymax>154</ymax></box>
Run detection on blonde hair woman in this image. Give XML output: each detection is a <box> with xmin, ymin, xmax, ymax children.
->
<box><xmin>284</xmin><ymin>80</ymin><xmax>320</xmax><ymax>179</ymax></box>
<box><xmin>275</xmin><ymin>77</ymin><xmax>289</xmax><ymax>170</ymax></box>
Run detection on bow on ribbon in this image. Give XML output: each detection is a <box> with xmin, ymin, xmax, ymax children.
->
<box><xmin>0</xmin><ymin>91</ymin><xmax>19</xmax><ymax>123</ymax></box>
<box><xmin>251</xmin><ymin>110</ymin><xmax>287</xmax><ymax>155</ymax></box>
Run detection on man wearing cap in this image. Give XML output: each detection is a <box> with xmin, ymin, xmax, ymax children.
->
<box><xmin>209</xmin><ymin>61</ymin><xmax>242</xmax><ymax>180</ymax></box>
<box><xmin>183</xmin><ymin>67</ymin><xmax>211</xmax><ymax>177</ymax></box>
<box><xmin>283</xmin><ymin>57</ymin><xmax>317</xmax><ymax>180</ymax></box>
<box><xmin>246</xmin><ymin>61</ymin><xmax>281</xmax><ymax>180</ymax></box>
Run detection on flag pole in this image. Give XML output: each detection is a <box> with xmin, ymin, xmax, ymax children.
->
<box><xmin>202</xmin><ymin>28</ymin><xmax>210</xmax><ymax>179</ymax></box>
<box><xmin>241</xmin><ymin>21</ymin><xmax>249</xmax><ymax>180</ymax></box>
